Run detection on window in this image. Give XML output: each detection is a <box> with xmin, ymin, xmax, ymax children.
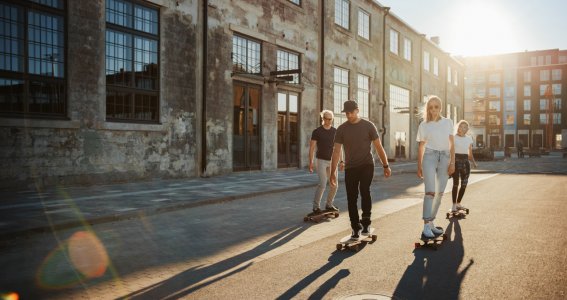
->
<box><xmin>389</xmin><ymin>29</ymin><xmax>398</xmax><ymax>54</ymax></box>
<box><xmin>539</xmin><ymin>84</ymin><xmax>549</xmax><ymax>96</ymax></box>
<box><xmin>488</xmin><ymin>73</ymin><xmax>500</xmax><ymax>84</ymax></box>
<box><xmin>552</xmin><ymin>83</ymin><xmax>561</xmax><ymax>95</ymax></box>
<box><xmin>524</xmin><ymin>71</ymin><xmax>531</xmax><ymax>82</ymax></box>
<box><xmin>505</xmin><ymin>101</ymin><xmax>514</xmax><ymax>111</ymax></box>
<box><xmin>552</xmin><ymin>69</ymin><xmax>561</xmax><ymax>81</ymax></box>
<box><xmin>232</xmin><ymin>35</ymin><xmax>261</xmax><ymax>74</ymax></box>
<box><xmin>333</xmin><ymin>67</ymin><xmax>349</xmax><ymax>121</ymax></box>
<box><xmin>454</xmin><ymin>70</ymin><xmax>458</xmax><ymax>86</ymax></box>
<box><xmin>540</xmin><ymin>69</ymin><xmax>550</xmax><ymax>81</ymax></box>
<box><xmin>357</xmin><ymin>74</ymin><xmax>369</xmax><ymax>119</ymax></box>
<box><xmin>288</xmin><ymin>0</ymin><xmax>300</xmax><ymax>5</ymax></box>
<box><xmin>505</xmin><ymin>114</ymin><xmax>514</xmax><ymax>125</ymax></box>
<box><xmin>276</xmin><ymin>49</ymin><xmax>300</xmax><ymax>84</ymax></box>
<box><xmin>488</xmin><ymin>87</ymin><xmax>500</xmax><ymax>98</ymax></box>
<box><xmin>530</xmin><ymin>57</ymin><xmax>537</xmax><ymax>66</ymax></box>
<box><xmin>389</xmin><ymin>84</ymin><xmax>409</xmax><ymax>113</ymax></box>
<box><xmin>0</xmin><ymin>0</ymin><xmax>66</xmax><ymax>117</ymax></box>
<box><xmin>540</xmin><ymin>99</ymin><xmax>548</xmax><ymax>110</ymax></box>
<box><xmin>546</xmin><ymin>55</ymin><xmax>551</xmax><ymax>65</ymax></box>
<box><xmin>488</xmin><ymin>100</ymin><xmax>500</xmax><ymax>112</ymax></box>
<box><xmin>488</xmin><ymin>115</ymin><xmax>500</xmax><ymax>125</ymax></box>
<box><xmin>523</xmin><ymin>100</ymin><xmax>531</xmax><ymax>111</ymax></box>
<box><xmin>423</xmin><ymin>51</ymin><xmax>430</xmax><ymax>72</ymax></box>
<box><xmin>335</xmin><ymin>0</ymin><xmax>349</xmax><ymax>29</ymax></box>
<box><xmin>523</xmin><ymin>85</ymin><xmax>531</xmax><ymax>96</ymax></box>
<box><xmin>357</xmin><ymin>10</ymin><xmax>369</xmax><ymax>40</ymax></box>
<box><xmin>554</xmin><ymin>98</ymin><xmax>562</xmax><ymax>110</ymax></box>
<box><xmin>539</xmin><ymin>113</ymin><xmax>548</xmax><ymax>125</ymax></box>
<box><xmin>403</xmin><ymin>38</ymin><xmax>411</xmax><ymax>61</ymax></box>
<box><xmin>433</xmin><ymin>57</ymin><xmax>438</xmax><ymax>76</ymax></box>
<box><xmin>553</xmin><ymin>113</ymin><xmax>561</xmax><ymax>124</ymax></box>
<box><xmin>523</xmin><ymin>114</ymin><xmax>531</xmax><ymax>125</ymax></box>
<box><xmin>447</xmin><ymin>66</ymin><xmax>452</xmax><ymax>83</ymax></box>
<box><xmin>106</xmin><ymin>0</ymin><xmax>160</xmax><ymax>122</ymax></box>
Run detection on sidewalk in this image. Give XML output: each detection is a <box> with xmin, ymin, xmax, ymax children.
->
<box><xmin>0</xmin><ymin>162</ymin><xmax>418</xmax><ymax>239</ymax></box>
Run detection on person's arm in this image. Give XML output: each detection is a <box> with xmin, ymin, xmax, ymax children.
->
<box><xmin>372</xmin><ymin>138</ymin><xmax>391</xmax><ymax>178</ymax></box>
<box><xmin>448</xmin><ymin>135</ymin><xmax>455</xmax><ymax>175</ymax></box>
<box><xmin>308</xmin><ymin>140</ymin><xmax>317</xmax><ymax>173</ymax></box>
<box><xmin>329</xmin><ymin>143</ymin><xmax>342</xmax><ymax>187</ymax></box>
<box><xmin>468</xmin><ymin>144</ymin><xmax>477</xmax><ymax>168</ymax></box>
<box><xmin>417</xmin><ymin>141</ymin><xmax>425</xmax><ymax>179</ymax></box>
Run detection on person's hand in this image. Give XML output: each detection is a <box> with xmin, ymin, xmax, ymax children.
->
<box><xmin>472</xmin><ymin>161</ymin><xmax>478</xmax><ymax>169</ymax></box>
<box><xmin>417</xmin><ymin>167</ymin><xmax>423</xmax><ymax>179</ymax></box>
<box><xmin>448</xmin><ymin>164</ymin><xmax>455</xmax><ymax>176</ymax></box>
<box><xmin>309</xmin><ymin>162</ymin><xmax>314</xmax><ymax>173</ymax></box>
<box><xmin>384</xmin><ymin>167</ymin><xmax>391</xmax><ymax>178</ymax></box>
<box><xmin>330</xmin><ymin>173</ymin><xmax>337</xmax><ymax>187</ymax></box>
<box><xmin>339</xmin><ymin>161</ymin><xmax>345</xmax><ymax>171</ymax></box>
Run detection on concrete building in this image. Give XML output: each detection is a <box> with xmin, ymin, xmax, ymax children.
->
<box><xmin>0</xmin><ymin>0</ymin><xmax>463</xmax><ymax>189</ymax></box>
<box><xmin>464</xmin><ymin>49</ymin><xmax>567</xmax><ymax>151</ymax></box>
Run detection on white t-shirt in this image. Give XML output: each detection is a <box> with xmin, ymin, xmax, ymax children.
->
<box><xmin>416</xmin><ymin>117</ymin><xmax>454</xmax><ymax>151</ymax></box>
<box><xmin>454</xmin><ymin>135</ymin><xmax>473</xmax><ymax>154</ymax></box>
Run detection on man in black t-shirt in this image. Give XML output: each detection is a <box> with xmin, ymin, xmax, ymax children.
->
<box><xmin>308</xmin><ymin>110</ymin><xmax>339</xmax><ymax>216</ymax></box>
<box><xmin>330</xmin><ymin>100</ymin><xmax>391</xmax><ymax>239</ymax></box>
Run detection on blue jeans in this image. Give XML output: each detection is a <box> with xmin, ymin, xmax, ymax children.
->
<box><xmin>422</xmin><ymin>148</ymin><xmax>450</xmax><ymax>221</ymax></box>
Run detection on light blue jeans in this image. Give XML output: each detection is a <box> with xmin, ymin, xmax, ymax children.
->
<box><xmin>313</xmin><ymin>158</ymin><xmax>338</xmax><ymax>210</ymax></box>
<box><xmin>422</xmin><ymin>148</ymin><xmax>450</xmax><ymax>221</ymax></box>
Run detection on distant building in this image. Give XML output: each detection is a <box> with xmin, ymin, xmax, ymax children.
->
<box><xmin>464</xmin><ymin>49</ymin><xmax>567</xmax><ymax>151</ymax></box>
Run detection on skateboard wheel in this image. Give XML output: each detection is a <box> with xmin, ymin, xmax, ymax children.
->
<box><xmin>371</xmin><ymin>235</ymin><xmax>377</xmax><ymax>242</ymax></box>
<box><xmin>303</xmin><ymin>217</ymin><xmax>308</xmax><ymax>222</ymax></box>
<box><xmin>442</xmin><ymin>234</ymin><xmax>448</xmax><ymax>240</ymax></box>
<box><xmin>414</xmin><ymin>242</ymin><xmax>420</xmax><ymax>248</ymax></box>
<box><xmin>336</xmin><ymin>244</ymin><xmax>342</xmax><ymax>251</ymax></box>
<box><xmin>466</xmin><ymin>208</ymin><xmax>470</xmax><ymax>214</ymax></box>
<box><xmin>334</xmin><ymin>212</ymin><xmax>339</xmax><ymax>218</ymax></box>
<box><xmin>446</xmin><ymin>213</ymin><xmax>450</xmax><ymax>219</ymax></box>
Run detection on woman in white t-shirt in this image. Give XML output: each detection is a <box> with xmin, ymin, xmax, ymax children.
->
<box><xmin>416</xmin><ymin>96</ymin><xmax>455</xmax><ymax>238</ymax></box>
<box><xmin>451</xmin><ymin>120</ymin><xmax>477</xmax><ymax>212</ymax></box>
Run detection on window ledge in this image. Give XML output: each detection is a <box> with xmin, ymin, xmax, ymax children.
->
<box><xmin>0</xmin><ymin>118</ymin><xmax>80</xmax><ymax>129</ymax></box>
<box><xmin>101</xmin><ymin>121</ymin><xmax>165</xmax><ymax>132</ymax></box>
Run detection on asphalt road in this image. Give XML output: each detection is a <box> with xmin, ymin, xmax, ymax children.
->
<box><xmin>1</xmin><ymin>156</ymin><xmax>566</xmax><ymax>299</ymax></box>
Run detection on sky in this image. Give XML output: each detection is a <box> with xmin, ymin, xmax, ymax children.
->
<box><xmin>375</xmin><ymin>0</ymin><xmax>567</xmax><ymax>57</ymax></box>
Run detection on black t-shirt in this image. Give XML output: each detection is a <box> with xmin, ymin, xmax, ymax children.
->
<box><xmin>334</xmin><ymin>119</ymin><xmax>379</xmax><ymax>169</ymax></box>
<box><xmin>311</xmin><ymin>126</ymin><xmax>336</xmax><ymax>161</ymax></box>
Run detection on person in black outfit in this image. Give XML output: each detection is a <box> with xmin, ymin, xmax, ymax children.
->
<box><xmin>330</xmin><ymin>100</ymin><xmax>391</xmax><ymax>239</ymax></box>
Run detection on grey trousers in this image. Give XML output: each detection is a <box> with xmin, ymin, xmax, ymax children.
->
<box><xmin>312</xmin><ymin>158</ymin><xmax>338</xmax><ymax>210</ymax></box>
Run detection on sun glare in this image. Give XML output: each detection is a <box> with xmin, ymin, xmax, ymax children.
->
<box><xmin>447</xmin><ymin>2</ymin><xmax>520</xmax><ymax>56</ymax></box>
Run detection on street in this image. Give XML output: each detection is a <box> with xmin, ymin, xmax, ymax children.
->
<box><xmin>1</xmin><ymin>155</ymin><xmax>566</xmax><ymax>299</ymax></box>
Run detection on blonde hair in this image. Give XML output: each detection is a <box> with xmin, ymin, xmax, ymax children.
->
<box><xmin>455</xmin><ymin>120</ymin><xmax>471</xmax><ymax>135</ymax></box>
<box><xmin>421</xmin><ymin>95</ymin><xmax>443</xmax><ymax>122</ymax></box>
<box><xmin>320</xmin><ymin>110</ymin><xmax>334</xmax><ymax>125</ymax></box>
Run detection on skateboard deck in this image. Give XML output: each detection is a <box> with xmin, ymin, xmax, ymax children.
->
<box><xmin>336</xmin><ymin>228</ymin><xmax>376</xmax><ymax>251</ymax></box>
<box><xmin>446</xmin><ymin>207</ymin><xmax>470</xmax><ymax>219</ymax></box>
<box><xmin>414</xmin><ymin>228</ymin><xmax>447</xmax><ymax>250</ymax></box>
<box><xmin>303</xmin><ymin>210</ymin><xmax>339</xmax><ymax>223</ymax></box>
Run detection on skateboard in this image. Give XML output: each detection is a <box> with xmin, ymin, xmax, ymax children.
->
<box><xmin>303</xmin><ymin>210</ymin><xmax>339</xmax><ymax>223</ymax></box>
<box><xmin>336</xmin><ymin>228</ymin><xmax>377</xmax><ymax>251</ymax></box>
<box><xmin>446</xmin><ymin>207</ymin><xmax>470</xmax><ymax>219</ymax></box>
<box><xmin>414</xmin><ymin>228</ymin><xmax>447</xmax><ymax>250</ymax></box>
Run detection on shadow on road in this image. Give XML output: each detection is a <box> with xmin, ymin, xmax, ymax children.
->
<box><xmin>392</xmin><ymin>219</ymin><xmax>474</xmax><ymax>299</ymax></box>
<box><xmin>276</xmin><ymin>250</ymin><xmax>356</xmax><ymax>300</ymax></box>
<box><xmin>121</xmin><ymin>225</ymin><xmax>308</xmax><ymax>299</ymax></box>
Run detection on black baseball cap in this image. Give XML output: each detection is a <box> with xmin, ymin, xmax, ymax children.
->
<box><xmin>342</xmin><ymin>100</ymin><xmax>358</xmax><ymax>113</ymax></box>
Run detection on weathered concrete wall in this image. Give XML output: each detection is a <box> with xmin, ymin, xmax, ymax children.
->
<box><xmin>204</xmin><ymin>0</ymin><xmax>320</xmax><ymax>174</ymax></box>
<box><xmin>0</xmin><ymin>0</ymin><xmax>200</xmax><ymax>189</ymax></box>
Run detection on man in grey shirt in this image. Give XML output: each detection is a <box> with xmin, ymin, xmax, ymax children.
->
<box><xmin>330</xmin><ymin>100</ymin><xmax>391</xmax><ymax>239</ymax></box>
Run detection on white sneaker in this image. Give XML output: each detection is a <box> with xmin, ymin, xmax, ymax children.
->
<box><xmin>451</xmin><ymin>203</ymin><xmax>458</xmax><ymax>212</ymax></box>
<box><xmin>422</xmin><ymin>223</ymin><xmax>435</xmax><ymax>238</ymax></box>
<box><xmin>456</xmin><ymin>204</ymin><xmax>465</xmax><ymax>210</ymax></box>
<box><xmin>430</xmin><ymin>222</ymin><xmax>444</xmax><ymax>235</ymax></box>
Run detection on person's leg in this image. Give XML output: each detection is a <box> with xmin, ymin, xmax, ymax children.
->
<box><xmin>324</xmin><ymin>160</ymin><xmax>339</xmax><ymax>209</ymax></box>
<box><xmin>457</xmin><ymin>160</ymin><xmax>471</xmax><ymax>205</ymax></box>
<box><xmin>422</xmin><ymin>150</ymin><xmax>437</xmax><ymax>237</ymax></box>
<box><xmin>451</xmin><ymin>168</ymin><xmax>460</xmax><ymax>206</ymax></box>
<box><xmin>359</xmin><ymin>164</ymin><xmax>374</xmax><ymax>232</ymax></box>
<box><xmin>429</xmin><ymin>151</ymin><xmax>450</xmax><ymax>235</ymax></box>
<box><xmin>312</xmin><ymin>159</ymin><xmax>327</xmax><ymax>211</ymax></box>
<box><xmin>345</xmin><ymin>166</ymin><xmax>361</xmax><ymax>234</ymax></box>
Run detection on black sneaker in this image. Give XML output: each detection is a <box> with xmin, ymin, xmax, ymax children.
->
<box><xmin>361</xmin><ymin>226</ymin><xmax>370</xmax><ymax>235</ymax></box>
<box><xmin>307</xmin><ymin>208</ymin><xmax>322</xmax><ymax>217</ymax></box>
<box><xmin>325</xmin><ymin>205</ymin><xmax>339</xmax><ymax>212</ymax></box>
<box><xmin>361</xmin><ymin>218</ymin><xmax>371</xmax><ymax>235</ymax></box>
<box><xmin>350</xmin><ymin>223</ymin><xmax>362</xmax><ymax>239</ymax></box>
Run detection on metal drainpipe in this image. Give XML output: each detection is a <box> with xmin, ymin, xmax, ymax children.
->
<box><xmin>319</xmin><ymin>0</ymin><xmax>325</xmax><ymax>112</ymax></box>
<box><xmin>381</xmin><ymin>7</ymin><xmax>390</xmax><ymax>142</ymax></box>
<box><xmin>201</xmin><ymin>0</ymin><xmax>208</xmax><ymax>176</ymax></box>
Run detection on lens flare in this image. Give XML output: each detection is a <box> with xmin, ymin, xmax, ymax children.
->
<box><xmin>68</xmin><ymin>231</ymin><xmax>109</xmax><ymax>278</ymax></box>
<box><xmin>0</xmin><ymin>292</ymin><xmax>19</xmax><ymax>300</ymax></box>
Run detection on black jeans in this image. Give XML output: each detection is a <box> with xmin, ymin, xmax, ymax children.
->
<box><xmin>451</xmin><ymin>154</ymin><xmax>470</xmax><ymax>203</ymax></box>
<box><xmin>345</xmin><ymin>164</ymin><xmax>374</xmax><ymax>229</ymax></box>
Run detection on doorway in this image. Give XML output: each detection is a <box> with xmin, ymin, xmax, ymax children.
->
<box><xmin>233</xmin><ymin>83</ymin><xmax>261</xmax><ymax>171</ymax></box>
<box><xmin>277</xmin><ymin>91</ymin><xmax>299</xmax><ymax>168</ymax></box>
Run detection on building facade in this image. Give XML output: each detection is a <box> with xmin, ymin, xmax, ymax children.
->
<box><xmin>464</xmin><ymin>49</ymin><xmax>567</xmax><ymax>151</ymax></box>
<box><xmin>0</xmin><ymin>0</ymin><xmax>463</xmax><ymax>189</ymax></box>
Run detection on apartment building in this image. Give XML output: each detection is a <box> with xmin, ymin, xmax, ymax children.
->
<box><xmin>464</xmin><ymin>49</ymin><xmax>567</xmax><ymax>151</ymax></box>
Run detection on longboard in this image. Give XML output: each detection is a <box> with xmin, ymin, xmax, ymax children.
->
<box><xmin>446</xmin><ymin>207</ymin><xmax>470</xmax><ymax>219</ymax></box>
<box><xmin>336</xmin><ymin>227</ymin><xmax>376</xmax><ymax>251</ymax></box>
<box><xmin>414</xmin><ymin>228</ymin><xmax>447</xmax><ymax>250</ymax></box>
<box><xmin>303</xmin><ymin>210</ymin><xmax>339</xmax><ymax>223</ymax></box>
